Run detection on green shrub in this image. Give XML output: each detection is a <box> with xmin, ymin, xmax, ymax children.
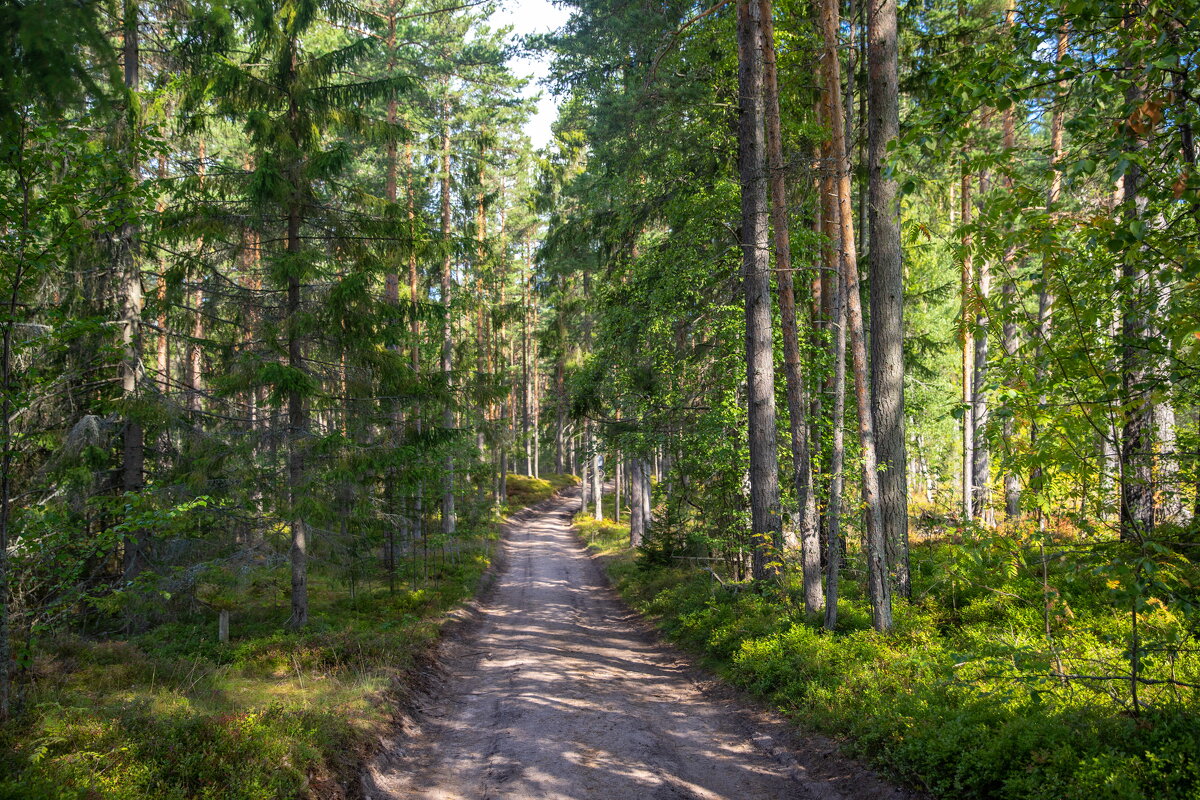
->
<box><xmin>598</xmin><ymin>539</ymin><xmax>1200</xmax><ymax>800</ymax></box>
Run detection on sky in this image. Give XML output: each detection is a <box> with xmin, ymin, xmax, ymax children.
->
<box><xmin>489</xmin><ymin>0</ymin><xmax>572</xmax><ymax>149</ymax></box>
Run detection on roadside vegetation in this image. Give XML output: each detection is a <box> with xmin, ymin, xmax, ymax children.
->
<box><xmin>0</xmin><ymin>550</ymin><xmax>488</xmax><ymax>800</ymax></box>
<box><xmin>0</xmin><ymin>477</ymin><xmax>570</xmax><ymax>800</ymax></box>
<box><xmin>578</xmin><ymin>504</ymin><xmax>1200</xmax><ymax>800</ymax></box>
<box><xmin>505</xmin><ymin>474</ymin><xmax>580</xmax><ymax>510</ymax></box>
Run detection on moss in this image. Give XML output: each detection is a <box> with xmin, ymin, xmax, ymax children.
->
<box><xmin>505</xmin><ymin>472</ymin><xmax>579</xmax><ymax>509</ymax></box>
<box><xmin>0</xmin><ymin>552</ymin><xmax>491</xmax><ymax>800</ymax></box>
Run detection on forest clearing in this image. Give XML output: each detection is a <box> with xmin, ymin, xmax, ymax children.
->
<box><xmin>1</xmin><ymin>0</ymin><xmax>1198</xmax><ymax>797</ymax></box>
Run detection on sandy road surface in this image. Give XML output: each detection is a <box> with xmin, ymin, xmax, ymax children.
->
<box><xmin>363</xmin><ymin>494</ymin><xmax>908</xmax><ymax>800</ymax></box>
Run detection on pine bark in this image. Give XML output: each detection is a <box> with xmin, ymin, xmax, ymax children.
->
<box><xmin>867</xmin><ymin>0</ymin><xmax>909</xmax><ymax>596</ymax></box>
<box><xmin>960</xmin><ymin>165</ymin><xmax>974</xmax><ymax>521</ymax></box>
<box><xmin>1119</xmin><ymin>4</ymin><xmax>1154</xmax><ymax>541</ymax></box>
<box><xmin>629</xmin><ymin>458</ymin><xmax>644</xmax><ymax>546</ymax></box>
<box><xmin>759</xmin><ymin>0</ymin><xmax>821</xmax><ymax>611</ymax></box>
<box><xmin>972</xmin><ymin>157</ymin><xmax>991</xmax><ymax>521</ymax></box>
<box><xmin>286</xmin><ymin>188</ymin><xmax>308</xmax><ymax>627</ymax></box>
<box><xmin>283</xmin><ymin>37</ymin><xmax>310</xmax><ymax>628</ymax></box>
<box><xmin>640</xmin><ymin>458</ymin><xmax>652</xmax><ymax>536</ymax></box>
<box><xmin>822</xmin><ymin>164</ymin><xmax>848</xmax><ymax>631</ymax></box>
<box><xmin>581</xmin><ymin>426</ymin><xmax>591</xmax><ymax>512</ymax></box>
<box><xmin>440</xmin><ymin>95</ymin><xmax>456</xmax><ymax>536</ymax></box>
<box><xmin>737</xmin><ymin>0</ymin><xmax>784</xmax><ymax>581</ymax></box>
<box><xmin>1000</xmin><ymin>0</ymin><xmax>1021</xmax><ymax>519</ymax></box>
<box><xmin>821</xmin><ymin>0</ymin><xmax>892</xmax><ymax>629</ymax></box>
<box><xmin>120</xmin><ymin>0</ymin><xmax>147</xmax><ymax>584</ymax></box>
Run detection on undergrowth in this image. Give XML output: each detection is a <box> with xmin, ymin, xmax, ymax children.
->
<box><xmin>505</xmin><ymin>473</ymin><xmax>580</xmax><ymax>510</ymax></box>
<box><xmin>581</xmin><ymin>516</ymin><xmax>1200</xmax><ymax>800</ymax></box>
<box><xmin>0</xmin><ymin>473</ymin><xmax>574</xmax><ymax>800</ymax></box>
<box><xmin>0</xmin><ymin>553</ymin><xmax>488</xmax><ymax>800</ymax></box>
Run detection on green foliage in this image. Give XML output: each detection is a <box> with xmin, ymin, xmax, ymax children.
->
<box><xmin>574</xmin><ymin>511</ymin><xmax>629</xmax><ymax>551</ymax></box>
<box><xmin>504</xmin><ymin>472</ymin><xmax>578</xmax><ymax>509</ymax></box>
<box><xmin>600</xmin><ymin>535</ymin><xmax>1200</xmax><ymax>800</ymax></box>
<box><xmin>0</xmin><ymin>555</ymin><xmax>489</xmax><ymax>800</ymax></box>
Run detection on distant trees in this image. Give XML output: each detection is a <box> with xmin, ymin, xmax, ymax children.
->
<box><xmin>540</xmin><ymin>0</ymin><xmax>1200</xmax><ymax>628</ymax></box>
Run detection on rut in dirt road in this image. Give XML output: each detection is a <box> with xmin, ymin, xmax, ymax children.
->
<box><xmin>363</xmin><ymin>494</ymin><xmax>907</xmax><ymax>800</ymax></box>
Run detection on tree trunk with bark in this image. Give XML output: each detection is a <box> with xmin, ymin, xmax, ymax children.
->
<box><xmin>1000</xmin><ymin>0</ymin><xmax>1021</xmax><ymax>520</ymax></box>
<box><xmin>867</xmin><ymin>0</ymin><xmax>909</xmax><ymax>597</ymax></box>
<box><xmin>972</xmin><ymin>157</ymin><xmax>991</xmax><ymax>522</ymax></box>
<box><xmin>120</xmin><ymin>0</ymin><xmax>147</xmax><ymax>585</ymax></box>
<box><xmin>737</xmin><ymin>0</ymin><xmax>784</xmax><ymax>581</ymax></box>
<box><xmin>629</xmin><ymin>458</ymin><xmax>644</xmax><ymax>546</ymax></box>
<box><xmin>759</xmin><ymin>0</ymin><xmax>821</xmax><ymax>611</ymax></box>
<box><xmin>822</xmin><ymin>177</ymin><xmax>848</xmax><ymax>632</ymax></box>
<box><xmin>960</xmin><ymin>164</ymin><xmax>974</xmax><ymax>522</ymax></box>
<box><xmin>821</xmin><ymin>0</ymin><xmax>892</xmax><ymax>630</ymax></box>
<box><xmin>440</xmin><ymin>95</ymin><xmax>456</xmax><ymax>537</ymax></box>
<box><xmin>1119</xmin><ymin>6</ymin><xmax>1154</xmax><ymax>542</ymax></box>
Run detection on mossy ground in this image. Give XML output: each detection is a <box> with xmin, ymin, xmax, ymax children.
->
<box><xmin>504</xmin><ymin>473</ymin><xmax>580</xmax><ymax>510</ymax></box>
<box><xmin>0</xmin><ymin>559</ymin><xmax>484</xmax><ymax>800</ymax></box>
<box><xmin>1</xmin><ymin>476</ymin><xmax>577</xmax><ymax>800</ymax></box>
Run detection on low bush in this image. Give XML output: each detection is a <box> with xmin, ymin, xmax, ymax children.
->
<box><xmin>595</xmin><ymin>531</ymin><xmax>1200</xmax><ymax>800</ymax></box>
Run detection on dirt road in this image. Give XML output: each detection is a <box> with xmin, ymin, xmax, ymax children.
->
<box><xmin>363</xmin><ymin>494</ymin><xmax>908</xmax><ymax>800</ymax></box>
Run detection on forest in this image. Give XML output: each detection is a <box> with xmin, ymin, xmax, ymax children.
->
<box><xmin>0</xmin><ymin>0</ymin><xmax>1198</xmax><ymax>797</ymax></box>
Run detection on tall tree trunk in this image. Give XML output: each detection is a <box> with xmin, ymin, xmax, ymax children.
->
<box><xmin>614</xmin><ymin>455</ymin><xmax>622</xmax><ymax>523</ymax></box>
<box><xmin>476</xmin><ymin>148</ymin><xmax>489</xmax><ymax>466</ymax></box>
<box><xmin>580</xmin><ymin>426</ymin><xmax>591</xmax><ymax>512</ymax></box>
<box><xmin>867</xmin><ymin>0</ymin><xmax>909</xmax><ymax>595</ymax></box>
<box><xmin>822</xmin><ymin>148</ymin><xmax>847</xmax><ymax>631</ymax></box>
<box><xmin>187</xmin><ymin>284</ymin><xmax>204</xmax><ymax>415</ymax></box>
<box><xmin>960</xmin><ymin>163</ymin><xmax>974</xmax><ymax>522</ymax></box>
<box><xmin>405</xmin><ymin>134</ymin><xmax>424</xmax><ymax>566</ymax></box>
<box><xmin>999</xmin><ymin>0</ymin><xmax>1021</xmax><ymax>519</ymax></box>
<box><xmin>821</xmin><ymin>0</ymin><xmax>891</xmax><ymax>629</ymax></box>
<box><xmin>592</xmin><ymin>443</ymin><xmax>602</xmax><ymax>520</ymax></box>
<box><xmin>286</xmin><ymin>204</ymin><xmax>308</xmax><ymax>628</ymax></box>
<box><xmin>640</xmin><ymin>457</ymin><xmax>652</xmax><ymax>536</ymax></box>
<box><xmin>522</xmin><ymin>256</ymin><xmax>531</xmax><ymax>476</ymax></box>
<box><xmin>737</xmin><ymin>0</ymin><xmax>784</xmax><ymax>581</ymax></box>
<box><xmin>972</xmin><ymin>154</ymin><xmax>991</xmax><ymax>522</ymax></box>
<box><xmin>629</xmin><ymin>458</ymin><xmax>644</xmax><ymax>546</ymax></box>
<box><xmin>555</xmin><ymin>276</ymin><xmax>566</xmax><ymax>475</ymax></box>
<box><xmin>120</xmin><ymin>0</ymin><xmax>147</xmax><ymax>584</ymax></box>
<box><xmin>760</xmin><ymin>0</ymin><xmax>821</xmax><ymax>611</ymax></box>
<box><xmin>155</xmin><ymin>154</ymin><xmax>169</xmax><ymax>398</ymax></box>
<box><xmin>285</xmin><ymin>44</ymin><xmax>309</xmax><ymax>629</ymax></box>
<box><xmin>532</xmin><ymin>365</ymin><xmax>541</xmax><ymax>478</ymax></box>
<box><xmin>186</xmin><ymin>139</ymin><xmax>207</xmax><ymax>417</ymax></box>
<box><xmin>440</xmin><ymin>94</ymin><xmax>456</xmax><ymax>537</ymax></box>
<box><xmin>1119</xmin><ymin>5</ymin><xmax>1154</xmax><ymax>541</ymax></box>
<box><xmin>383</xmin><ymin>61</ymin><xmax>405</xmax><ymax>583</ymax></box>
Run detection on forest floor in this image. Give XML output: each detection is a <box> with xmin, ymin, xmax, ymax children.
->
<box><xmin>363</xmin><ymin>491</ymin><xmax>909</xmax><ymax>800</ymax></box>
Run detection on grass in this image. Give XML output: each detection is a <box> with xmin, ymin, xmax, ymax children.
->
<box><xmin>0</xmin><ymin>555</ymin><xmax>488</xmax><ymax>800</ymax></box>
<box><xmin>504</xmin><ymin>472</ymin><xmax>580</xmax><ymax>510</ymax></box>
<box><xmin>576</xmin><ymin>514</ymin><xmax>1200</xmax><ymax>800</ymax></box>
<box><xmin>575</xmin><ymin>509</ymin><xmax>631</xmax><ymax>552</ymax></box>
<box><xmin>0</xmin><ymin>473</ymin><xmax>577</xmax><ymax>800</ymax></box>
